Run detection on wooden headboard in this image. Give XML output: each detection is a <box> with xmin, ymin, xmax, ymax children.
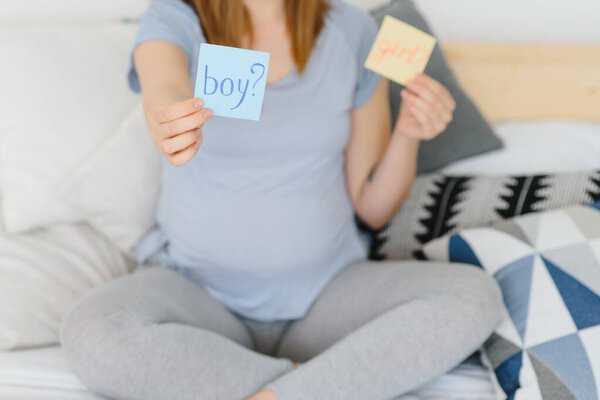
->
<box><xmin>443</xmin><ymin>43</ymin><xmax>600</xmax><ymax>122</ymax></box>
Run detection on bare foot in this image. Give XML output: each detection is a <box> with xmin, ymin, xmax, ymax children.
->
<box><xmin>248</xmin><ymin>388</ymin><xmax>278</xmax><ymax>400</ymax></box>
<box><xmin>248</xmin><ymin>362</ymin><xmax>299</xmax><ymax>399</ymax></box>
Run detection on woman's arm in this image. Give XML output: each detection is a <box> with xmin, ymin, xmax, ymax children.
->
<box><xmin>346</xmin><ymin>74</ymin><xmax>456</xmax><ymax>229</ymax></box>
<box><xmin>134</xmin><ymin>41</ymin><xmax>212</xmax><ymax>166</ymax></box>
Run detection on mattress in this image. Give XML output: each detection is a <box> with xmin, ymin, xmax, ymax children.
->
<box><xmin>0</xmin><ymin>346</ymin><xmax>104</xmax><ymax>399</ymax></box>
<box><xmin>0</xmin><ymin>346</ymin><xmax>495</xmax><ymax>400</ymax></box>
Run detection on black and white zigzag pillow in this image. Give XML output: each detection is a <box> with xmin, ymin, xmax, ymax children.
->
<box><xmin>366</xmin><ymin>170</ymin><xmax>600</xmax><ymax>260</ymax></box>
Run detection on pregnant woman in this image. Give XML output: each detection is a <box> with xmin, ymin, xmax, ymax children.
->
<box><xmin>61</xmin><ymin>0</ymin><xmax>502</xmax><ymax>399</ymax></box>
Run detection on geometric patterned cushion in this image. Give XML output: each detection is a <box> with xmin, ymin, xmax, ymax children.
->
<box><xmin>422</xmin><ymin>203</ymin><xmax>600</xmax><ymax>400</ymax></box>
<box><xmin>365</xmin><ymin>170</ymin><xmax>600</xmax><ymax>261</ymax></box>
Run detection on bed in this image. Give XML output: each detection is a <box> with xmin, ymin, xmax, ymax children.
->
<box><xmin>1</xmin><ymin>117</ymin><xmax>599</xmax><ymax>400</ymax></box>
<box><xmin>0</xmin><ymin>347</ymin><xmax>102</xmax><ymax>400</ymax></box>
<box><xmin>1</xmin><ymin>0</ymin><xmax>599</xmax><ymax>398</ymax></box>
<box><xmin>0</xmin><ymin>347</ymin><xmax>494</xmax><ymax>400</ymax></box>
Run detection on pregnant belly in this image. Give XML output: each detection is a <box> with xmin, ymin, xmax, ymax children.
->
<box><xmin>160</xmin><ymin>193</ymin><xmax>362</xmax><ymax>274</ymax></box>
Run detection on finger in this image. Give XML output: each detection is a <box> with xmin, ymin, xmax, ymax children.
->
<box><xmin>403</xmin><ymin>92</ymin><xmax>435</xmax><ymax>134</ymax></box>
<box><xmin>407</xmin><ymin>78</ymin><xmax>455</xmax><ymax>118</ymax></box>
<box><xmin>416</xmin><ymin>74</ymin><xmax>456</xmax><ymax>110</ymax></box>
<box><xmin>410</xmin><ymin>105</ymin><xmax>446</xmax><ymax>139</ymax></box>
<box><xmin>405</xmin><ymin>78</ymin><xmax>440</xmax><ymax>109</ymax></box>
<box><xmin>403</xmin><ymin>91</ymin><xmax>448</xmax><ymax>137</ymax></box>
<box><xmin>407</xmin><ymin>104</ymin><xmax>435</xmax><ymax>137</ymax></box>
<box><xmin>405</xmin><ymin>92</ymin><xmax>449</xmax><ymax>136</ymax></box>
<box><xmin>158</xmin><ymin>98</ymin><xmax>204</xmax><ymax>124</ymax></box>
<box><xmin>402</xmin><ymin>90</ymin><xmax>438</xmax><ymax>123</ymax></box>
<box><xmin>161</xmin><ymin>110</ymin><xmax>211</xmax><ymax>139</ymax></box>
<box><xmin>168</xmin><ymin>138</ymin><xmax>202</xmax><ymax>167</ymax></box>
<box><xmin>404</xmin><ymin>82</ymin><xmax>452</xmax><ymax>123</ymax></box>
<box><xmin>161</xmin><ymin>130</ymin><xmax>200</xmax><ymax>155</ymax></box>
<box><xmin>408</xmin><ymin>74</ymin><xmax>455</xmax><ymax>112</ymax></box>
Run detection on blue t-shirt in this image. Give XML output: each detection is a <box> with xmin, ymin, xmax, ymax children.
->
<box><xmin>130</xmin><ymin>0</ymin><xmax>381</xmax><ymax>321</ymax></box>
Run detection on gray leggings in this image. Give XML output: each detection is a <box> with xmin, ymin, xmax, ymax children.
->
<box><xmin>61</xmin><ymin>261</ymin><xmax>502</xmax><ymax>400</ymax></box>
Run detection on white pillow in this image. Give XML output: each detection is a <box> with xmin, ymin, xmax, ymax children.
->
<box><xmin>0</xmin><ymin>130</ymin><xmax>6</xmax><ymax>234</ymax></box>
<box><xmin>442</xmin><ymin>120</ymin><xmax>600</xmax><ymax>175</ymax></box>
<box><xmin>0</xmin><ymin>198</ymin><xmax>4</xmax><ymax>232</ymax></box>
<box><xmin>0</xmin><ymin>223</ymin><xmax>133</xmax><ymax>350</ymax></box>
<box><xmin>0</xmin><ymin>24</ymin><xmax>138</xmax><ymax>234</ymax></box>
<box><xmin>59</xmin><ymin>104</ymin><xmax>162</xmax><ymax>252</ymax></box>
<box><xmin>413</xmin><ymin>0</ymin><xmax>600</xmax><ymax>43</ymax></box>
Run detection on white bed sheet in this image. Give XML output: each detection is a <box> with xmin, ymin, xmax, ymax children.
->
<box><xmin>0</xmin><ymin>346</ymin><xmax>495</xmax><ymax>400</ymax></box>
<box><xmin>0</xmin><ymin>347</ymin><xmax>103</xmax><ymax>399</ymax></box>
<box><xmin>442</xmin><ymin>120</ymin><xmax>600</xmax><ymax>175</ymax></box>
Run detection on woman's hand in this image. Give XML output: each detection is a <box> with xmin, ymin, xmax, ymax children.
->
<box><xmin>146</xmin><ymin>98</ymin><xmax>213</xmax><ymax>167</ymax></box>
<box><xmin>394</xmin><ymin>74</ymin><xmax>456</xmax><ymax>140</ymax></box>
<box><xmin>347</xmin><ymin>75</ymin><xmax>455</xmax><ymax>229</ymax></box>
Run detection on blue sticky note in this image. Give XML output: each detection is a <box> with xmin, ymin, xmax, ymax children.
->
<box><xmin>194</xmin><ymin>43</ymin><xmax>270</xmax><ymax>121</ymax></box>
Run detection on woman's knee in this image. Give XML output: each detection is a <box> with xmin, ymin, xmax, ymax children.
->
<box><xmin>60</xmin><ymin>279</ymin><xmax>146</xmax><ymax>392</ymax></box>
<box><xmin>439</xmin><ymin>264</ymin><xmax>504</xmax><ymax>332</ymax></box>
<box><xmin>61</xmin><ymin>268</ymin><xmax>174</xmax><ymax>351</ymax></box>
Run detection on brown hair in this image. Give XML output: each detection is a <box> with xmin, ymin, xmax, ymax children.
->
<box><xmin>183</xmin><ymin>0</ymin><xmax>330</xmax><ymax>72</ymax></box>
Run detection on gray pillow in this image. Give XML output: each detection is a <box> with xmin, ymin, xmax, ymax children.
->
<box><xmin>370</xmin><ymin>0</ymin><xmax>503</xmax><ymax>173</ymax></box>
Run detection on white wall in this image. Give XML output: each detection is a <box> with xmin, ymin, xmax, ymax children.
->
<box><xmin>413</xmin><ymin>0</ymin><xmax>600</xmax><ymax>43</ymax></box>
<box><xmin>1</xmin><ymin>0</ymin><xmax>600</xmax><ymax>43</ymax></box>
<box><xmin>0</xmin><ymin>0</ymin><xmax>149</xmax><ymax>24</ymax></box>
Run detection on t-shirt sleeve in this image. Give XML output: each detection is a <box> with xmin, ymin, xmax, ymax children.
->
<box><xmin>330</xmin><ymin>0</ymin><xmax>382</xmax><ymax>108</ymax></box>
<box><xmin>352</xmin><ymin>13</ymin><xmax>381</xmax><ymax>108</ymax></box>
<box><xmin>127</xmin><ymin>0</ymin><xmax>201</xmax><ymax>93</ymax></box>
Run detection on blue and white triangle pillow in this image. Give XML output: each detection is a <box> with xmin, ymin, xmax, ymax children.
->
<box><xmin>423</xmin><ymin>203</ymin><xmax>600</xmax><ymax>400</ymax></box>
